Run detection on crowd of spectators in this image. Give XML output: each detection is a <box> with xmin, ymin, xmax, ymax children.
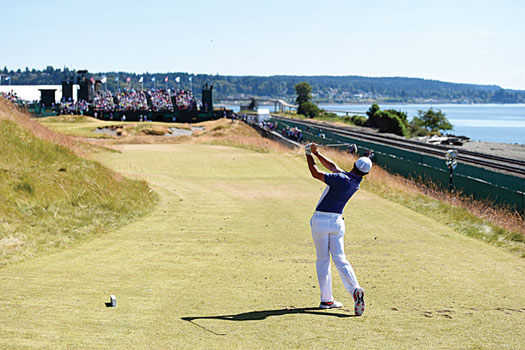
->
<box><xmin>147</xmin><ymin>90</ymin><xmax>172</xmax><ymax>111</ymax></box>
<box><xmin>90</xmin><ymin>89</ymin><xmax>196</xmax><ymax>112</ymax></box>
<box><xmin>2</xmin><ymin>88</ymin><xmax>199</xmax><ymax>114</ymax></box>
<box><xmin>93</xmin><ymin>91</ymin><xmax>117</xmax><ymax>111</ymax></box>
<box><xmin>0</xmin><ymin>91</ymin><xmax>22</xmax><ymax>103</ymax></box>
<box><xmin>114</xmin><ymin>90</ymin><xmax>149</xmax><ymax>111</ymax></box>
<box><xmin>58</xmin><ymin>100</ymin><xmax>89</xmax><ymax>115</ymax></box>
<box><xmin>261</xmin><ymin>121</ymin><xmax>277</xmax><ymax>131</ymax></box>
<box><xmin>172</xmin><ymin>89</ymin><xmax>196</xmax><ymax>110</ymax></box>
<box><xmin>242</xmin><ymin>113</ymin><xmax>257</xmax><ymax>124</ymax></box>
<box><xmin>282</xmin><ymin>126</ymin><xmax>304</xmax><ymax>142</ymax></box>
<box><xmin>241</xmin><ymin>114</ymin><xmax>278</xmax><ymax>130</ymax></box>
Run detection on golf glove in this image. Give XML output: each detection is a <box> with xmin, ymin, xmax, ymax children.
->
<box><xmin>311</xmin><ymin>143</ymin><xmax>318</xmax><ymax>155</ymax></box>
<box><xmin>305</xmin><ymin>143</ymin><xmax>312</xmax><ymax>156</ymax></box>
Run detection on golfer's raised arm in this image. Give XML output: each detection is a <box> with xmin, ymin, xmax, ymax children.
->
<box><xmin>305</xmin><ymin>143</ymin><xmax>325</xmax><ymax>182</ymax></box>
<box><xmin>311</xmin><ymin>144</ymin><xmax>344</xmax><ymax>173</ymax></box>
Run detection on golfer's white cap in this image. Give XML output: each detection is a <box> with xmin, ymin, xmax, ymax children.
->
<box><xmin>355</xmin><ymin>157</ymin><xmax>372</xmax><ymax>174</ymax></box>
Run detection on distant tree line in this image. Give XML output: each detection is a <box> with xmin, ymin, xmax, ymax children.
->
<box><xmin>2</xmin><ymin>66</ymin><xmax>525</xmax><ymax>103</ymax></box>
<box><xmin>294</xmin><ymin>82</ymin><xmax>453</xmax><ymax>137</ymax></box>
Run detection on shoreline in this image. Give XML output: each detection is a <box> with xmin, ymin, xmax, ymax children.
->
<box><xmin>352</xmin><ymin>123</ymin><xmax>525</xmax><ymax>161</ymax></box>
<box><xmin>278</xmin><ymin>103</ymin><xmax>525</xmax><ymax>145</ymax></box>
<box><xmin>458</xmin><ymin>140</ymin><xmax>525</xmax><ymax>162</ymax></box>
<box><xmin>288</xmin><ymin>117</ymin><xmax>525</xmax><ymax>162</ymax></box>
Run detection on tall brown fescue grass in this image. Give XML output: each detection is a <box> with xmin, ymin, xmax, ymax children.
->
<box><xmin>0</xmin><ymin>98</ymin><xmax>157</xmax><ymax>266</ymax></box>
<box><xmin>0</xmin><ymin>98</ymin><xmax>83</xmax><ymax>154</ymax></box>
<box><xmin>194</xmin><ymin>119</ymin><xmax>293</xmax><ymax>153</ymax></box>
<box><xmin>320</xmin><ymin>147</ymin><xmax>523</xmax><ymax>236</ymax></box>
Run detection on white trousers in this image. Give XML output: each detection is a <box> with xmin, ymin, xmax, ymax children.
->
<box><xmin>310</xmin><ymin>211</ymin><xmax>361</xmax><ymax>302</ymax></box>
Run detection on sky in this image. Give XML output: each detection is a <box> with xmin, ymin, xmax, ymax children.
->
<box><xmin>1</xmin><ymin>0</ymin><xmax>525</xmax><ymax>89</ymax></box>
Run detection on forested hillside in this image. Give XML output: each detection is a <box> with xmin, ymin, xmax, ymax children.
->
<box><xmin>2</xmin><ymin>66</ymin><xmax>525</xmax><ymax>103</ymax></box>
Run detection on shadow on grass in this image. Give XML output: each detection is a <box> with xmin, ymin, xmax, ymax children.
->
<box><xmin>182</xmin><ymin>307</ymin><xmax>355</xmax><ymax>335</ymax></box>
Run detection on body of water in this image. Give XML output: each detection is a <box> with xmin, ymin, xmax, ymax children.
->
<box><xmin>321</xmin><ymin>103</ymin><xmax>525</xmax><ymax>145</ymax></box>
<box><xmin>219</xmin><ymin>103</ymin><xmax>525</xmax><ymax>144</ymax></box>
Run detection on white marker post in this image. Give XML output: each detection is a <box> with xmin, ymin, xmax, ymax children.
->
<box><xmin>109</xmin><ymin>295</ymin><xmax>117</xmax><ymax>307</ymax></box>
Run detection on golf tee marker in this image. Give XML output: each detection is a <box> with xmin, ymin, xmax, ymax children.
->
<box><xmin>106</xmin><ymin>295</ymin><xmax>117</xmax><ymax>307</ymax></box>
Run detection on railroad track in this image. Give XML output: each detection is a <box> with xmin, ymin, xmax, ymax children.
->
<box><xmin>271</xmin><ymin>116</ymin><xmax>525</xmax><ymax>177</ymax></box>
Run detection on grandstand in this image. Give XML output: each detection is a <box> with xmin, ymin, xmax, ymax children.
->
<box><xmin>88</xmin><ymin>86</ymin><xmax>212</xmax><ymax>122</ymax></box>
<box><xmin>1</xmin><ymin>82</ymin><xmax>223</xmax><ymax>123</ymax></box>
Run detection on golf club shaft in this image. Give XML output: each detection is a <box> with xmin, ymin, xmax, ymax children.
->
<box><xmin>321</xmin><ymin>143</ymin><xmax>351</xmax><ymax>147</ymax></box>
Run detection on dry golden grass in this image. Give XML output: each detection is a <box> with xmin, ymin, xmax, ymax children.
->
<box><xmin>318</xmin><ymin>147</ymin><xmax>524</xmax><ymax>238</ymax></box>
<box><xmin>194</xmin><ymin>119</ymin><xmax>292</xmax><ymax>153</ymax></box>
<box><xmin>0</xmin><ymin>99</ymin><xmax>85</xmax><ymax>154</ymax></box>
<box><xmin>0</xmin><ymin>98</ymin><xmax>157</xmax><ymax>266</ymax></box>
<box><xmin>92</xmin><ymin>119</ymin><xmax>292</xmax><ymax>153</ymax></box>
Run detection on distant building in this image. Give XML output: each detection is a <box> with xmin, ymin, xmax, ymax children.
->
<box><xmin>0</xmin><ymin>85</ymin><xmax>78</xmax><ymax>103</ymax></box>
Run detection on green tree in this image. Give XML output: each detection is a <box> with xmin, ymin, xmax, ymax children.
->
<box><xmin>367</xmin><ymin>110</ymin><xmax>408</xmax><ymax>136</ymax></box>
<box><xmin>385</xmin><ymin>109</ymin><xmax>408</xmax><ymax>122</ymax></box>
<box><xmin>295</xmin><ymin>82</ymin><xmax>313</xmax><ymax>116</ymax></box>
<box><xmin>364</xmin><ymin>104</ymin><xmax>408</xmax><ymax>136</ymax></box>
<box><xmin>412</xmin><ymin>108</ymin><xmax>453</xmax><ymax>133</ymax></box>
<box><xmin>295</xmin><ymin>82</ymin><xmax>321</xmax><ymax>117</ymax></box>
<box><xmin>300</xmin><ymin>101</ymin><xmax>321</xmax><ymax>118</ymax></box>
<box><xmin>351</xmin><ymin>115</ymin><xmax>367</xmax><ymax>126</ymax></box>
<box><xmin>295</xmin><ymin>82</ymin><xmax>312</xmax><ymax>105</ymax></box>
<box><xmin>366</xmin><ymin>103</ymin><xmax>380</xmax><ymax>118</ymax></box>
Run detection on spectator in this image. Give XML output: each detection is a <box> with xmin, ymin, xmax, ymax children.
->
<box><xmin>0</xmin><ymin>91</ymin><xmax>22</xmax><ymax>103</ymax></box>
<box><xmin>172</xmin><ymin>89</ymin><xmax>196</xmax><ymax>111</ymax></box>
<box><xmin>148</xmin><ymin>90</ymin><xmax>172</xmax><ymax>111</ymax></box>
<box><xmin>282</xmin><ymin>126</ymin><xmax>303</xmax><ymax>142</ymax></box>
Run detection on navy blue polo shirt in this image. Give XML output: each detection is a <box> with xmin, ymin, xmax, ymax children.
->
<box><xmin>315</xmin><ymin>172</ymin><xmax>362</xmax><ymax>214</ymax></box>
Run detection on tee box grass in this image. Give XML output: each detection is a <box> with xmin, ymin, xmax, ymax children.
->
<box><xmin>0</xmin><ymin>143</ymin><xmax>524</xmax><ymax>349</ymax></box>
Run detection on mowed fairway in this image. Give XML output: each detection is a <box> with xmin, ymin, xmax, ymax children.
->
<box><xmin>1</xmin><ymin>143</ymin><xmax>524</xmax><ymax>349</ymax></box>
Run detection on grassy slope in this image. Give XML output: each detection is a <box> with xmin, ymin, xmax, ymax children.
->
<box><xmin>0</xmin><ymin>101</ymin><xmax>157</xmax><ymax>265</ymax></box>
<box><xmin>0</xmin><ymin>143</ymin><xmax>523</xmax><ymax>349</ymax></box>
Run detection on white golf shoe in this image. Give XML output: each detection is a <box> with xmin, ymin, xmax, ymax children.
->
<box><xmin>353</xmin><ymin>288</ymin><xmax>365</xmax><ymax>316</ymax></box>
<box><xmin>319</xmin><ymin>300</ymin><xmax>343</xmax><ymax>309</ymax></box>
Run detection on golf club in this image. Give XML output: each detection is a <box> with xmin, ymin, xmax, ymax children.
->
<box><xmin>321</xmin><ymin>143</ymin><xmax>351</xmax><ymax>147</ymax></box>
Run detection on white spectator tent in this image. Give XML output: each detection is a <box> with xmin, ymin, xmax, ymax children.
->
<box><xmin>257</xmin><ymin>108</ymin><xmax>270</xmax><ymax>123</ymax></box>
<box><xmin>0</xmin><ymin>85</ymin><xmax>78</xmax><ymax>103</ymax></box>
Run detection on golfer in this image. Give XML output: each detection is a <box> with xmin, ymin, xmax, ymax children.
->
<box><xmin>305</xmin><ymin>142</ymin><xmax>371</xmax><ymax>316</ymax></box>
